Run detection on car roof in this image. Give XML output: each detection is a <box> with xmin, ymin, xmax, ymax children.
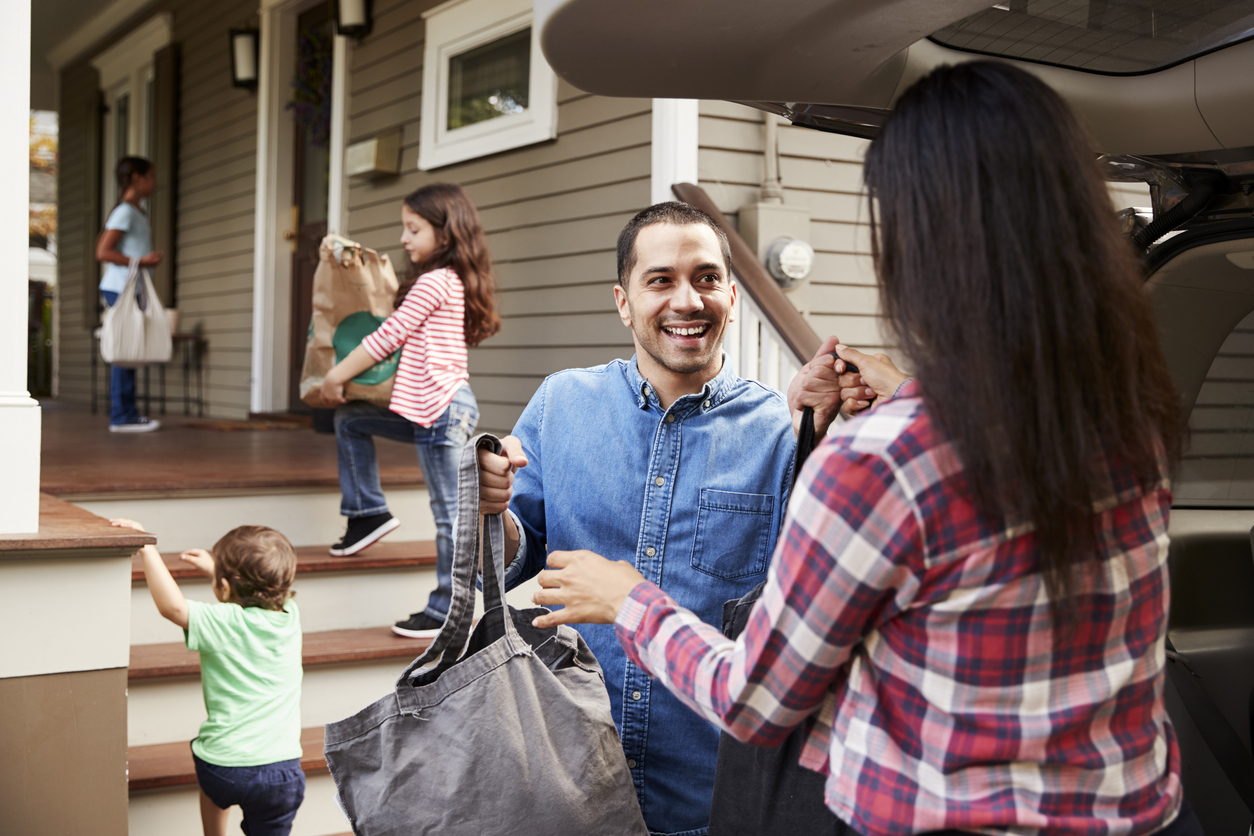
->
<box><xmin>534</xmin><ymin>0</ymin><xmax>1254</xmax><ymax>156</ymax></box>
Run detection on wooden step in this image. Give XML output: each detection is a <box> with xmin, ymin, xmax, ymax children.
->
<box><xmin>130</xmin><ymin>626</ymin><xmax>433</xmax><ymax>680</ymax></box>
<box><xmin>132</xmin><ymin>539</ymin><xmax>437</xmax><ymax>581</ymax></box>
<box><xmin>129</xmin><ymin>727</ymin><xmax>327</xmax><ymax>792</ymax></box>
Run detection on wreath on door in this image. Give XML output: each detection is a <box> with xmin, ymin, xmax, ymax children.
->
<box><xmin>287</xmin><ymin>23</ymin><xmax>332</xmax><ymax>147</ymax></box>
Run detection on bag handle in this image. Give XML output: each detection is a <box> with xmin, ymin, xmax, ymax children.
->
<box><xmin>399</xmin><ymin>433</ymin><xmax>517</xmax><ymax>683</ymax></box>
<box><xmin>124</xmin><ymin>257</ymin><xmax>151</xmax><ymax>313</ymax></box>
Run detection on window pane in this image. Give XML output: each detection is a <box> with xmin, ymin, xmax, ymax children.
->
<box><xmin>447</xmin><ymin>28</ymin><xmax>530</xmax><ymax>130</ymax></box>
<box><xmin>1176</xmin><ymin>307</ymin><xmax>1254</xmax><ymax>504</ymax></box>
<box><xmin>930</xmin><ymin>1</ymin><xmax>1254</xmax><ymax>75</ymax></box>
<box><xmin>115</xmin><ymin>93</ymin><xmax>130</xmax><ymax>159</ymax></box>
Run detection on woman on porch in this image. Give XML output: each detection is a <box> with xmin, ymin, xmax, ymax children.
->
<box><xmin>95</xmin><ymin>156</ymin><xmax>164</xmax><ymax>433</ymax></box>
<box><xmin>319</xmin><ymin>183</ymin><xmax>501</xmax><ymax>639</ymax></box>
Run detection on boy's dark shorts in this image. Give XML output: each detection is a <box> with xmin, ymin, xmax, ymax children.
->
<box><xmin>193</xmin><ymin>751</ymin><xmax>306</xmax><ymax>836</ymax></box>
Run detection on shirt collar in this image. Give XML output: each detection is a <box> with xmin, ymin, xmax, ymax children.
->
<box><xmin>625</xmin><ymin>353</ymin><xmax>736</xmax><ymax>411</ymax></box>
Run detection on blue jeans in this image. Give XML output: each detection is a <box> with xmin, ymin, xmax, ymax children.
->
<box><xmin>334</xmin><ymin>385</ymin><xmax>479</xmax><ymax>620</ymax></box>
<box><xmin>193</xmin><ymin>753</ymin><xmax>305</xmax><ymax>836</ymax></box>
<box><xmin>100</xmin><ymin>290</ymin><xmax>139</xmax><ymax>425</ymax></box>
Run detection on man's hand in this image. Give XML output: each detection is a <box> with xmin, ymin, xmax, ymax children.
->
<box><xmin>833</xmin><ymin>345</ymin><xmax>909</xmax><ymax>415</ymax></box>
<box><xmin>180</xmin><ymin>548</ymin><xmax>216</xmax><ymax>579</ymax></box>
<box><xmin>788</xmin><ymin>336</ymin><xmax>873</xmax><ymax>437</ymax></box>
<box><xmin>478</xmin><ymin>435</ymin><xmax>527</xmax><ymax>515</ymax></box>
<box><xmin>531</xmin><ymin>550</ymin><xmax>646</xmax><ymax>628</ymax></box>
<box><xmin>139</xmin><ymin>251</ymin><xmax>164</xmax><ymax>267</ymax></box>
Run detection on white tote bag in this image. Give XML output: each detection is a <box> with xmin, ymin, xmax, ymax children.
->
<box><xmin>99</xmin><ymin>259</ymin><xmax>173</xmax><ymax>366</ymax></box>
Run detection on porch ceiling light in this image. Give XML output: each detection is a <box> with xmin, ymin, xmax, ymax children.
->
<box><xmin>335</xmin><ymin>0</ymin><xmax>372</xmax><ymax>39</ymax></box>
<box><xmin>230</xmin><ymin>28</ymin><xmax>260</xmax><ymax>89</ymax></box>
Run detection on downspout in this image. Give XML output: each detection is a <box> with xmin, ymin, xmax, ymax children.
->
<box><xmin>760</xmin><ymin>112</ymin><xmax>784</xmax><ymax>204</ymax></box>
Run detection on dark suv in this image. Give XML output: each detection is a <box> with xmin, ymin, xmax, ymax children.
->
<box><xmin>536</xmin><ymin>1</ymin><xmax>1254</xmax><ymax>833</ymax></box>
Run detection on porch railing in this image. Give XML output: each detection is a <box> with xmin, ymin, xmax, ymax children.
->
<box><xmin>671</xmin><ymin>183</ymin><xmax>821</xmax><ymax>393</ymax></box>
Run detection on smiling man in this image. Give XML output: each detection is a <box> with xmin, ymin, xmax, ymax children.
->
<box><xmin>476</xmin><ymin>202</ymin><xmax>849</xmax><ymax>835</ymax></box>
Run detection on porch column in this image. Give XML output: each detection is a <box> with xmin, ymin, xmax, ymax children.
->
<box><xmin>651</xmin><ymin>98</ymin><xmax>699</xmax><ymax>206</ymax></box>
<box><xmin>0</xmin><ymin>0</ymin><xmax>40</xmax><ymax>534</ymax></box>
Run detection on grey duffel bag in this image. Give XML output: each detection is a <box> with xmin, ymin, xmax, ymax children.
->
<box><xmin>325</xmin><ymin>433</ymin><xmax>648</xmax><ymax>836</ymax></box>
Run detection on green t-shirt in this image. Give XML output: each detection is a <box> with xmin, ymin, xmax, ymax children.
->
<box><xmin>186</xmin><ymin>599</ymin><xmax>303</xmax><ymax>766</ymax></box>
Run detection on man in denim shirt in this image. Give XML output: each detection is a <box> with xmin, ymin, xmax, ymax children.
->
<box><xmin>479</xmin><ymin>203</ymin><xmax>851</xmax><ymax>835</ymax></box>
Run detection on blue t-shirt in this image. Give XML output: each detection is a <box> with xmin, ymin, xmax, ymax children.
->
<box><xmin>99</xmin><ymin>202</ymin><xmax>152</xmax><ymax>294</ymax></box>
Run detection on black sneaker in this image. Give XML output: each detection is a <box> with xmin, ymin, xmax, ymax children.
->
<box><xmin>392</xmin><ymin>612</ymin><xmax>445</xmax><ymax>638</ymax></box>
<box><xmin>329</xmin><ymin>513</ymin><xmax>400</xmax><ymax>556</ymax></box>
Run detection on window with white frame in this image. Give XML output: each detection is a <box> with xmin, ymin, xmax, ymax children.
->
<box><xmin>418</xmin><ymin>0</ymin><xmax>558</xmax><ymax>171</ymax></box>
<box><xmin>91</xmin><ymin>14</ymin><xmax>171</xmax><ymax>209</ymax></box>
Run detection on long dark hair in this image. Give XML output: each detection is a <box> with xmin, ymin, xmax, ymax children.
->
<box><xmin>398</xmin><ymin>183</ymin><xmax>501</xmax><ymax>347</ymax></box>
<box><xmin>864</xmin><ymin>62</ymin><xmax>1182</xmax><ymax>617</ymax></box>
<box><xmin>114</xmin><ymin>156</ymin><xmax>152</xmax><ymax>208</ymax></box>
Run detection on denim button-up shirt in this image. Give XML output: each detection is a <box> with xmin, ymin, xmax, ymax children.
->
<box><xmin>503</xmin><ymin>356</ymin><xmax>795</xmax><ymax>835</ymax></box>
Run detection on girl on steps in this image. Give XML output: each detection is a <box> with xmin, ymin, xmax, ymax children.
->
<box><xmin>320</xmin><ymin>182</ymin><xmax>500</xmax><ymax>639</ymax></box>
<box><xmin>116</xmin><ymin>519</ymin><xmax>304</xmax><ymax>836</ymax></box>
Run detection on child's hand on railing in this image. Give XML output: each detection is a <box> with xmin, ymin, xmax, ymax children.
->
<box><xmin>110</xmin><ymin>517</ymin><xmax>148</xmax><ymax>533</ymax></box>
<box><xmin>180</xmin><ymin>548</ymin><xmax>216</xmax><ymax>579</ymax></box>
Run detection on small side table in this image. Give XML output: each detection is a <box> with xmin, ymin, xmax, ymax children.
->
<box><xmin>172</xmin><ymin>332</ymin><xmax>208</xmax><ymax>417</ymax></box>
<box><xmin>91</xmin><ymin>330</ymin><xmax>208</xmax><ymax>417</ymax></box>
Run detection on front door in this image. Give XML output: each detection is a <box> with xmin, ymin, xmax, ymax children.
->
<box><xmin>288</xmin><ymin>3</ymin><xmax>333</xmax><ymax>412</ymax></box>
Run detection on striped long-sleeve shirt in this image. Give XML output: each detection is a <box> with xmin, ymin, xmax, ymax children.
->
<box><xmin>615</xmin><ymin>380</ymin><xmax>1182</xmax><ymax>836</ymax></box>
<box><xmin>361</xmin><ymin>267</ymin><xmax>466</xmax><ymax>426</ymax></box>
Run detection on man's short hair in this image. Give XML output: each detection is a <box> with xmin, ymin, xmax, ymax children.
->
<box><xmin>616</xmin><ymin>202</ymin><xmax>732</xmax><ymax>287</ymax></box>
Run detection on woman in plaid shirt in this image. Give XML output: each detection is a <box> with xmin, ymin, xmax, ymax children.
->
<box><xmin>531</xmin><ymin>62</ymin><xmax>1200</xmax><ymax>836</ymax></box>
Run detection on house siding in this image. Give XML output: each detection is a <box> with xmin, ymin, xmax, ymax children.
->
<box><xmin>696</xmin><ymin>100</ymin><xmax>889</xmax><ymax>357</ymax></box>
<box><xmin>56</xmin><ymin>0</ymin><xmax>258</xmax><ymax>418</ymax></box>
<box><xmin>343</xmin><ymin>0</ymin><xmax>649</xmax><ymax>435</ymax></box>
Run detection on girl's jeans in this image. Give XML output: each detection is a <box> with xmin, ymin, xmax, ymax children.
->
<box><xmin>100</xmin><ymin>290</ymin><xmax>139</xmax><ymax>425</ymax></box>
<box><xmin>334</xmin><ymin>384</ymin><xmax>479</xmax><ymax>621</ymax></box>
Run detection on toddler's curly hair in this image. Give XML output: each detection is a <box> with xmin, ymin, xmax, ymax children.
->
<box><xmin>211</xmin><ymin>526</ymin><xmax>297</xmax><ymax>611</ymax></box>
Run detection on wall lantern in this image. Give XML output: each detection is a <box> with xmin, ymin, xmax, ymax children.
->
<box><xmin>334</xmin><ymin>0</ymin><xmax>373</xmax><ymax>39</ymax></box>
<box><xmin>230</xmin><ymin>28</ymin><xmax>260</xmax><ymax>89</ymax></box>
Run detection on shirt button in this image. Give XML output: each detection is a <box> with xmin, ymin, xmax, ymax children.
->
<box><xmin>703</xmin><ymin>399</ymin><xmax>711</xmax><ymax>408</ymax></box>
<box><xmin>645</xmin><ymin>546</ymin><xmax>656</xmax><ymax>557</ymax></box>
<box><xmin>627</xmin><ymin>759</ymin><xmax>637</xmax><ymax>769</ymax></box>
<box><xmin>632</xmin><ymin>690</ymin><xmax>642</xmax><ymax>700</ymax></box>
<box><xmin>654</xmin><ymin>476</ymin><xmax>665</xmax><ymax>487</ymax></box>
<box><xmin>643</xmin><ymin>386</ymin><xmax>651</xmax><ymax>396</ymax></box>
<box><xmin>666</xmin><ymin>414</ymin><xmax>675</xmax><ymax>423</ymax></box>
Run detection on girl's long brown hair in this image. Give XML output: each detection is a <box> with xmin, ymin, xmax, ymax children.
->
<box><xmin>399</xmin><ymin>183</ymin><xmax>501</xmax><ymax>347</ymax></box>
<box><xmin>864</xmin><ymin>62</ymin><xmax>1182</xmax><ymax>620</ymax></box>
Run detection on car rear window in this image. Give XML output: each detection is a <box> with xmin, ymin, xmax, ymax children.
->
<box><xmin>1176</xmin><ymin>307</ymin><xmax>1254</xmax><ymax>505</ymax></box>
<box><xmin>930</xmin><ymin>1</ymin><xmax>1254</xmax><ymax>75</ymax></box>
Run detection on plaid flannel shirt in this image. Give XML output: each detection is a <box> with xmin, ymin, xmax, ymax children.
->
<box><xmin>616</xmin><ymin>380</ymin><xmax>1182</xmax><ymax>836</ymax></box>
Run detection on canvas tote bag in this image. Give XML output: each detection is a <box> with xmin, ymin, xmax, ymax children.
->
<box><xmin>99</xmin><ymin>258</ymin><xmax>173</xmax><ymax>366</ymax></box>
<box><xmin>299</xmin><ymin>234</ymin><xmax>400</xmax><ymax>408</ymax></box>
<box><xmin>325</xmin><ymin>433</ymin><xmax>648</xmax><ymax>836</ymax></box>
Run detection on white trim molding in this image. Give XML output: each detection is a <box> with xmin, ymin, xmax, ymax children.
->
<box><xmin>651</xmin><ymin>99</ymin><xmax>699</xmax><ymax>205</ymax></box>
<box><xmin>1</xmin><ymin>0</ymin><xmax>38</xmax><ymax>533</ymax></box>
<box><xmin>327</xmin><ymin>33</ymin><xmax>350</xmax><ymax>235</ymax></box>
<box><xmin>418</xmin><ymin>0</ymin><xmax>558</xmax><ymax>171</ymax></box>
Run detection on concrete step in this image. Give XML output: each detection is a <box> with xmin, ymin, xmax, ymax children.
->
<box><xmin>73</xmin><ymin>485</ymin><xmax>434</xmax><ymax>552</ymax></box>
<box><xmin>131</xmin><ymin>540</ymin><xmax>440</xmax><ymax>643</ymax></box>
<box><xmin>128</xmin><ymin>728</ymin><xmax>349</xmax><ymax>836</ymax></box>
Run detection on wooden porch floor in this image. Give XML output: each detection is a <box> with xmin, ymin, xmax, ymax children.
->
<box><xmin>39</xmin><ymin>400</ymin><xmax>425</xmax><ymax>496</ymax></box>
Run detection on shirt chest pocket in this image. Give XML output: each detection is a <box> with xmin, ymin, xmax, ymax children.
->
<box><xmin>689</xmin><ymin>489</ymin><xmax>775</xmax><ymax>580</ymax></box>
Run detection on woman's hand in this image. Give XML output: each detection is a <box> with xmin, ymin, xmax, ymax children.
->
<box><xmin>179</xmin><ymin>548</ymin><xmax>216</xmax><ymax>579</ymax></box>
<box><xmin>788</xmin><ymin>335</ymin><xmax>876</xmax><ymax>435</ymax></box>
<box><xmin>833</xmin><ymin>345</ymin><xmax>909</xmax><ymax>414</ymax></box>
<box><xmin>140</xmin><ymin>251</ymin><xmax>164</xmax><ymax>267</ymax></box>
<box><xmin>531</xmin><ymin>550</ymin><xmax>646</xmax><ymax>628</ymax></box>
<box><xmin>320</xmin><ymin>369</ymin><xmax>347</xmax><ymax>405</ymax></box>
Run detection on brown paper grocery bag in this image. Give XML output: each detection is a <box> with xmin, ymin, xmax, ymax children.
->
<box><xmin>300</xmin><ymin>234</ymin><xmax>401</xmax><ymax>408</ymax></box>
